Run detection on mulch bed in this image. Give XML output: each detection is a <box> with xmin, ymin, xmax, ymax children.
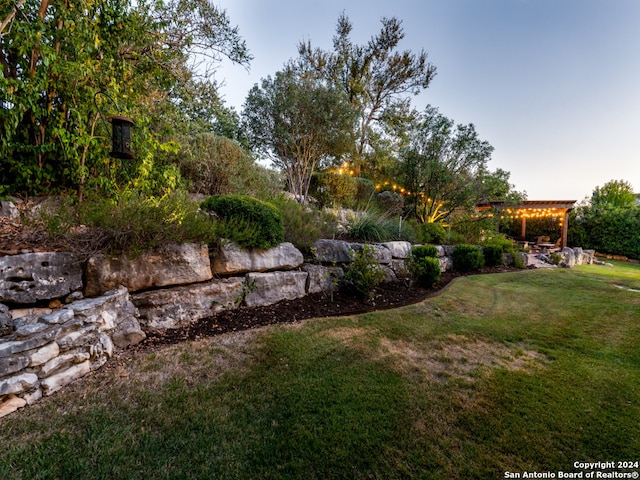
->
<box><xmin>137</xmin><ymin>265</ymin><xmax>519</xmax><ymax>352</ymax></box>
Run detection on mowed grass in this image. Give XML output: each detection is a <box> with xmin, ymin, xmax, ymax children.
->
<box><xmin>1</xmin><ymin>262</ymin><xmax>639</xmax><ymax>479</ymax></box>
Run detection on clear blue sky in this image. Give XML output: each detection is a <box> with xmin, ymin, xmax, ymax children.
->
<box><xmin>214</xmin><ymin>0</ymin><xmax>640</xmax><ymax>202</ymax></box>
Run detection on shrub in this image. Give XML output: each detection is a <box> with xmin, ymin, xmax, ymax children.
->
<box><xmin>347</xmin><ymin>211</ymin><xmax>417</xmax><ymax>243</ymax></box>
<box><xmin>344</xmin><ymin>244</ymin><xmax>386</xmax><ymax>298</ymax></box>
<box><xmin>452</xmin><ymin>244</ymin><xmax>485</xmax><ymax>272</ymax></box>
<box><xmin>482</xmin><ymin>245</ymin><xmax>503</xmax><ymax>267</ymax></box>
<box><xmin>412</xmin><ymin>244</ymin><xmax>438</xmax><ymax>259</ymax></box>
<box><xmin>408</xmin><ymin>256</ymin><xmax>441</xmax><ymax>287</ymax></box>
<box><xmin>172</xmin><ymin>133</ymin><xmax>282</xmax><ymax>198</ymax></box>
<box><xmin>201</xmin><ymin>195</ymin><xmax>284</xmax><ymax>249</ymax></box>
<box><xmin>416</xmin><ymin>222</ymin><xmax>447</xmax><ymax>244</ymax></box>
<box><xmin>76</xmin><ymin>189</ymin><xmax>217</xmax><ymax>255</ymax></box>
<box><xmin>375</xmin><ymin>190</ymin><xmax>404</xmax><ymax>216</ymax></box>
<box><xmin>271</xmin><ymin>196</ymin><xmax>338</xmax><ymax>253</ymax></box>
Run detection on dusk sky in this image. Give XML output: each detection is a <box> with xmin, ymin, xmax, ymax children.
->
<box><xmin>214</xmin><ymin>0</ymin><xmax>639</xmax><ymax>202</ymax></box>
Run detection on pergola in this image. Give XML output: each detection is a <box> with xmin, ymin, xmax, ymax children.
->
<box><xmin>477</xmin><ymin>200</ymin><xmax>577</xmax><ymax>248</ymax></box>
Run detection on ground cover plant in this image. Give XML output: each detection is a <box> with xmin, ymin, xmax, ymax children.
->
<box><xmin>1</xmin><ymin>262</ymin><xmax>639</xmax><ymax>479</ymax></box>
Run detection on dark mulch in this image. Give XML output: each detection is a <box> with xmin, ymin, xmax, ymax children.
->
<box><xmin>137</xmin><ymin>265</ymin><xmax>520</xmax><ymax>352</ymax></box>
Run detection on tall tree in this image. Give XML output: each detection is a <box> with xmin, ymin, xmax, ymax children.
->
<box><xmin>396</xmin><ymin>106</ymin><xmax>520</xmax><ymax>223</ymax></box>
<box><xmin>297</xmin><ymin>13</ymin><xmax>436</xmax><ymax>177</ymax></box>
<box><xmin>0</xmin><ymin>0</ymin><xmax>250</xmax><ymax>197</ymax></box>
<box><xmin>242</xmin><ymin>68</ymin><xmax>355</xmax><ymax>204</ymax></box>
<box><xmin>591</xmin><ymin>179</ymin><xmax>637</xmax><ymax>210</ymax></box>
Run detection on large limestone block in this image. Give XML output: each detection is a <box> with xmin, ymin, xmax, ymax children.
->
<box><xmin>244</xmin><ymin>271</ymin><xmax>308</xmax><ymax>308</ymax></box>
<box><xmin>0</xmin><ymin>394</ymin><xmax>27</xmax><ymax>418</ymax></box>
<box><xmin>40</xmin><ymin>360</ymin><xmax>91</xmax><ymax>396</ymax></box>
<box><xmin>0</xmin><ymin>373</ymin><xmax>38</xmax><ymax>396</ymax></box>
<box><xmin>0</xmin><ymin>252</ymin><xmax>83</xmax><ymax>304</ymax></box>
<box><xmin>0</xmin><ymin>200</ymin><xmax>20</xmax><ymax>219</ymax></box>
<box><xmin>67</xmin><ymin>286</ymin><xmax>145</xmax><ymax>348</ymax></box>
<box><xmin>212</xmin><ymin>242</ymin><xmax>304</xmax><ymax>275</ymax></box>
<box><xmin>381</xmin><ymin>241</ymin><xmax>412</xmax><ymax>259</ymax></box>
<box><xmin>312</xmin><ymin>239</ymin><xmax>354</xmax><ymax>264</ymax></box>
<box><xmin>0</xmin><ymin>355</ymin><xmax>30</xmax><ymax>377</ymax></box>
<box><xmin>302</xmin><ymin>264</ymin><xmax>344</xmax><ymax>294</ymax></box>
<box><xmin>29</xmin><ymin>342</ymin><xmax>60</xmax><ymax>367</ymax></box>
<box><xmin>560</xmin><ymin>247</ymin><xmax>576</xmax><ymax>268</ymax></box>
<box><xmin>85</xmin><ymin>243</ymin><xmax>212</xmax><ymax>296</ymax></box>
<box><xmin>350</xmin><ymin>243</ymin><xmax>392</xmax><ymax>264</ymax></box>
<box><xmin>133</xmin><ymin>278</ymin><xmax>245</xmax><ymax>332</ymax></box>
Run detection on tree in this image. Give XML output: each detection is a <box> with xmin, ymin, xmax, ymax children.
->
<box><xmin>396</xmin><ymin>106</ymin><xmax>518</xmax><ymax>223</ymax></box>
<box><xmin>297</xmin><ymin>13</ymin><xmax>436</xmax><ymax>177</ymax></box>
<box><xmin>242</xmin><ymin>68</ymin><xmax>355</xmax><ymax>204</ymax></box>
<box><xmin>591</xmin><ymin>179</ymin><xmax>637</xmax><ymax>210</ymax></box>
<box><xmin>0</xmin><ymin>0</ymin><xmax>251</xmax><ymax>197</ymax></box>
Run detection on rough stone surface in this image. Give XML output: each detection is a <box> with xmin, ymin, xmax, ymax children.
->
<box><xmin>39</xmin><ymin>351</ymin><xmax>91</xmax><ymax>378</ymax></box>
<box><xmin>517</xmin><ymin>252</ymin><xmax>531</xmax><ymax>267</ymax></box>
<box><xmin>0</xmin><ymin>394</ymin><xmax>27</xmax><ymax>418</ymax></box>
<box><xmin>0</xmin><ymin>252</ymin><xmax>83</xmax><ymax>304</ymax></box>
<box><xmin>29</xmin><ymin>342</ymin><xmax>60</xmax><ymax>367</ymax></box>
<box><xmin>40</xmin><ymin>360</ymin><xmax>91</xmax><ymax>396</ymax></box>
<box><xmin>0</xmin><ymin>373</ymin><xmax>38</xmax><ymax>396</ymax></box>
<box><xmin>381</xmin><ymin>241</ymin><xmax>412</xmax><ymax>259</ymax></box>
<box><xmin>84</xmin><ymin>243</ymin><xmax>212</xmax><ymax>296</ymax></box>
<box><xmin>389</xmin><ymin>259</ymin><xmax>410</xmax><ymax>279</ymax></box>
<box><xmin>0</xmin><ymin>303</ymin><xmax>10</xmax><ymax>336</ymax></box>
<box><xmin>244</xmin><ymin>271</ymin><xmax>308</xmax><ymax>307</ymax></box>
<box><xmin>560</xmin><ymin>247</ymin><xmax>576</xmax><ymax>268</ymax></box>
<box><xmin>312</xmin><ymin>239</ymin><xmax>354</xmax><ymax>263</ymax></box>
<box><xmin>112</xmin><ymin>317</ymin><xmax>147</xmax><ymax>348</ymax></box>
<box><xmin>302</xmin><ymin>264</ymin><xmax>344</xmax><ymax>294</ymax></box>
<box><xmin>212</xmin><ymin>242</ymin><xmax>304</xmax><ymax>275</ymax></box>
<box><xmin>133</xmin><ymin>278</ymin><xmax>245</xmax><ymax>332</ymax></box>
<box><xmin>438</xmin><ymin>256</ymin><xmax>454</xmax><ymax>273</ymax></box>
<box><xmin>350</xmin><ymin>243</ymin><xmax>393</xmax><ymax>264</ymax></box>
<box><xmin>0</xmin><ymin>200</ymin><xmax>20</xmax><ymax>219</ymax></box>
<box><xmin>0</xmin><ymin>355</ymin><xmax>30</xmax><ymax>377</ymax></box>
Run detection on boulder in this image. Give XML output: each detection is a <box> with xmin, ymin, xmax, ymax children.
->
<box><xmin>0</xmin><ymin>303</ymin><xmax>11</xmax><ymax>336</ymax></box>
<box><xmin>0</xmin><ymin>200</ymin><xmax>20</xmax><ymax>219</ymax></box>
<box><xmin>85</xmin><ymin>243</ymin><xmax>212</xmax><ymax>296</ymax></box>
<box><xmin>0</xmin><ymin>252</ymin><xmax>83</xmax><ymax>304</ymax></box>
<box><xmin>0</xmin><ymin>355</ymin><xmax>30</xmax><ymax>377</ymax></box>
<box><xmin>0</xmin><ymin>373</ymin><xmax>38</xmax><ymax>396</ymax></box>
<box><xmin>350</xmin><ymin>243</ymin><xmax>393</xmax><ymax>264</ymax></box>
<box><xmin>438</xmin><ymin>256</ymin><xmax>454</xmax><ymax>273</ymax></box>
<box><xmin>132</xmin><ymin>278</ymin><xmax>245</xmax><ymax>332</ymax></box>
<box><xmin>40</xmin><ymin>360</ymin><xmax>91</xmax><ymax>396</ymax></box>
<box><xmin>244</xmin><ymin>271</ymin><xmax>308</xmax><ymax>307</ymax></box>
<box><xmin>560</xmin><ymin>247</ymin><xmax>576</xmax><ymax>268</ymax></box>
<box><xmin>389</xmin><ymin>259</ymin><xmax>410</xmax><ymax>279</ymax></box>
<box><xmin>212</xmin><ymin>242</ymin><xmax>304</xmax><ymax>275</ymax></box>
<box><xmin>380</xmin><ymin>241</ymin><xmax>412</xmax><ymax>259</ymax></box>
<box><xmin>312</xmin><ymin>239</ymin><xmax>354</xmax><ymax>263</ymax></box>
<box><xmin>0</xmin><ymin>394</ymin><xmax>27</xmax><ymax>418</ymax></box>
<box><xmin>301</xmin><ymin>264</ymin><xmax>344</xmax><ymax>294</ymax></box>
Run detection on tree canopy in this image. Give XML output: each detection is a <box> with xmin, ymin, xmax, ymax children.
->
<box><xmin>0</xmin><ymin>0</ymin><xmax>250</xmax><ymax>197</ymax></box>
<box><xmin>242</xmin><ymin>67</ymin><xmax>355</xmax><ymax>204</ymax></box>
<box><xmin>296</xmin><ymin>12</ymin><xmax>436</xmax><ymax>179</ymax></box>
<box><xmin>591</xmin><ymin>179</ymin><xmax>637</xmax><ymax>210</ymax></box>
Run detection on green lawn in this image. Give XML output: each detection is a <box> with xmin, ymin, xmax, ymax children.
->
<box><xmin>1</xmin><ymin>262</ymin><xmax>639</xmax><ymax>479</ymax></box>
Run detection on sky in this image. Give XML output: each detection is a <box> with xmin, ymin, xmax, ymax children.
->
<box><xmin>213</xmin><ymin>0</ymin><xmax>640</xmax><ymax>202</ymax></box>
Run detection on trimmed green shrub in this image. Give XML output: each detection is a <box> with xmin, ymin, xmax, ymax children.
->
<box><xmin>452</xmin><ymin>244</ymin><xmax>485</xmax><ymax>272</ymax></box>
<box><xmin>201</xmin><ymin>194</ymin><xmax>283</xmax><ymax>249</ymax></box>
<box><xmin>416</xmin><ymin>222</ymin><xmax>447</xmax><ymax>244</ymax></box>
<box><xmin>412</xmin><ymin>244</ymin><xmax>438</xmax><ymax>259</ymax></box>
<box><xmin>408</xmin><ymin>255</ymin><xmax>441</xmax><ymax>287</ymax></box>
<box><xmin>344</xmin><ymin>244</ymin><xmax>386</xmax><ymax>298</ymax></box>
<box><xmin>482</xmin><ymin>245</ymin><xmax>503</xmax><ymax>267</ymax></box>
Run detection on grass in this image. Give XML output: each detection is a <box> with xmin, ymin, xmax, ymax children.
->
<box><xmin>1</xmin><ymin>262</ymin><xmax>639</xmax><ymax>479</ymax></box>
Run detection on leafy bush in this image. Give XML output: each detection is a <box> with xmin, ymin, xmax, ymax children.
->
<box><xmin>201</xmin><ymin>194</ymin><xmax>284</xmax><ymax>249</ymax></box>
<box><xmin>375</xmin><ymin>190</ymin><xmax>404</xmax><ymax>216</ymax></box>
<box><xmin>346</xmin><ymin>211</ymin><xmax>417</xmax><ymax>243</ymax></box>
<box><xmin>416</xmin><ymin>222</ymin><xmax>447</xmax><ymax>244</ymax></box>
<box><xmin>452</xmin><ymin>244</ymin><xmax>485</xmax><ymax>272</ymax></box>
<box><xmin>482</xmin><ymin>245</ymin><xmax>503</xmax><ymax>267</ymax></box>
<box><xmin>173</xmin><ymin>133</ymin><xmax>282</xmax><ymax>198</ymax></box>
<box><xmin>408</xmin><ymin>256</ymin><xmax>441</xmax><ymax>287</ymax></box>
<box><xmin>271</xmin><ymin>196</ymin><xmax>338</xmax><ymax>252</ymax></box>
<box><xmin>344</xmin><ymin>244</ymin><xmax>386</xmax><ymax>298</ymax></box>
<box><xmin>412</xmin><ymin>244</ymin><xmax>438</xmax><ymax>259</ymax></box>
<box><xmin>408</xmin><ymin>245</ymin><xmax>441</xmax><ymax>286</ymax></box>
<box><xmin>76</xmin><ymin>189</ymin><xmax>217</xmax><ymax>255</ymax></box>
